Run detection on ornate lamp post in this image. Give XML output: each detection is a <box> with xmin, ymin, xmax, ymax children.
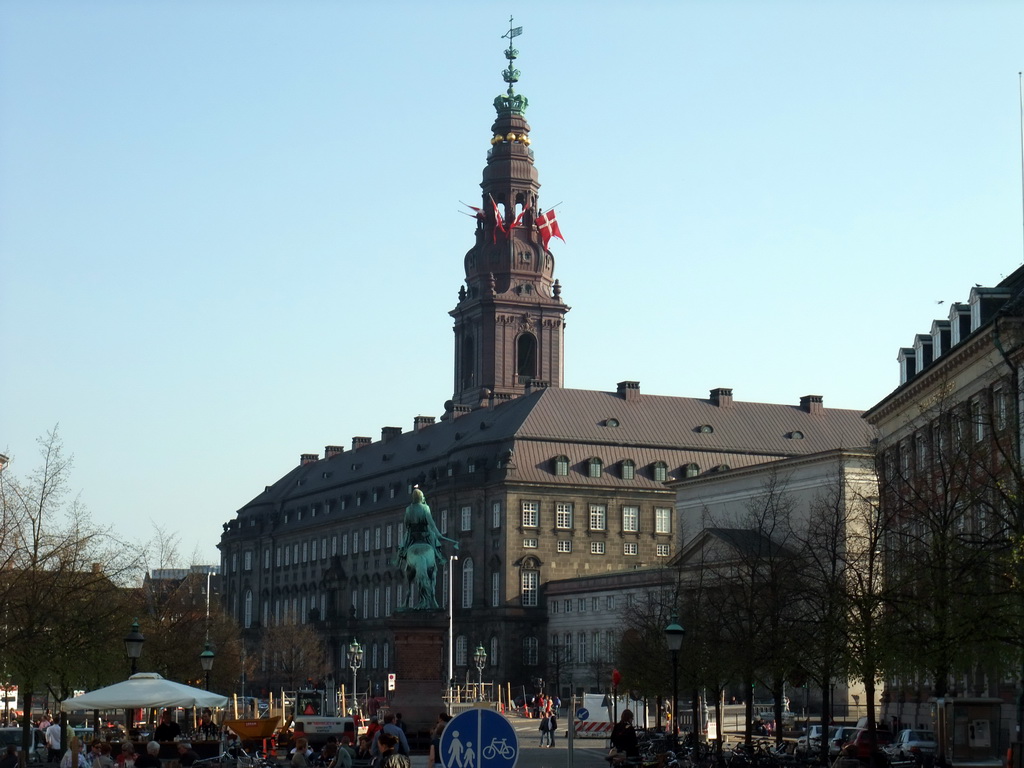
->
<box><xmin>124</xmin><ymin>619</ymin><xmax>145</xmax><ymax>675</ymax></box>
<box><xmin>664</xmin><ymin>615</ymin><xmax>685</xmax><ymax>749</ymax></box>
<box><xmin>348</xmin><ymin>639</ymin><xmax>364</xmax><ymax>717</ymax></box>
<box><xmin>200</xmin><ymin>641</ymin><xmax>215</xmax><ymax>691</ymax></box>
<box><xmin>473</xmin><ymin>644</ymin><xmax>487</xmax><ymax>701</ymax></box>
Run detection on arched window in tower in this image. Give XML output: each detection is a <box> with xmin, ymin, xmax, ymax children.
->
<box><xmin>462</xmin><ymin>335</ymin><xmax>475</xmax><ymax>390</ymax></box>
<box><xmin>517</xmin><ymin>332</ymin><xmax>537</xmax><ymax>384</ymax></box>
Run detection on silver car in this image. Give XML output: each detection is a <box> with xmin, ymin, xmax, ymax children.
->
<box><xmin>886</xmin><ymin>729</ymin><xmax>938</xmax><ymax>760</ymax></box>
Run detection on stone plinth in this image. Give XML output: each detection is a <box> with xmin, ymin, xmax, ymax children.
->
<box><xmin>389</xmin><ymin>609</ymin><xmax>446</xmax><ymax>737</ymax></box>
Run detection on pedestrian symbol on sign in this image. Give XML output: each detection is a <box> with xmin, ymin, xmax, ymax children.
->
<box><xmin>440</xmin><ymin>708</ymin><xmax>518</xmax><ymax>768</ymax></box>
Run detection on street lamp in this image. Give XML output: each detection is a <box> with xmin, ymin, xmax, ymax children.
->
<box><xmin>473</xmin><ymin>644</ymin><xmax>487</xmax><ymax>701</ymax></box>
<box><xmin>348</xmin><ymin>639</ymin><xmax>364</xmax><ymax>717</ymax></box>
<box><xmin>124</xmin><ymin>619</ymin><xmax>145</xmax><ymax>675</ymax></box>
<box><xmin>664</xmin><ymin>615</ymin><xmax>685</xmax><ymax>749</ymax></box>
<box><xmin>200</xmin><ymin>641</ymin><xmax>215</xmax><ymax>691</ymax></box>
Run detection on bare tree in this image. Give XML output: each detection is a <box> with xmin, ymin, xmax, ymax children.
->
<box><xmin>0</xmin><ymin>428</ymin><xmax>141</xmax><ymax>759</ymax></box>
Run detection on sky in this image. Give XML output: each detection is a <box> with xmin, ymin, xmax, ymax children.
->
<box><xmin>2</xmin><ymin>1</ymin><xmax>1023</xmax><ymax>568</ymax></box>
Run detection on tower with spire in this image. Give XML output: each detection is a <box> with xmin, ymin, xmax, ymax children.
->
<box><xmin>449</xmin><ymin>23</ymin><xmax>569</xmax><ymax>408</ymax></box>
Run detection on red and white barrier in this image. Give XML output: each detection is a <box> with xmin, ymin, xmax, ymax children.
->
<box><xmin>574</xmin><ymin>720</ymin><xmax>614</xmax><ymax>738</ymax></box>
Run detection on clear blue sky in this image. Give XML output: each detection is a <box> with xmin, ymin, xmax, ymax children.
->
<box><xmin>3</xmin><ymin>1</ymin><xmax>1022</xmax><ymax>567</ymax></box>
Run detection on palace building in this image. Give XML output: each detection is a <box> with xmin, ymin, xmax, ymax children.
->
<box><xmin>218</xmin><ymin>34</ymin><xmax>870</xmax><ymax>699</ymax></box>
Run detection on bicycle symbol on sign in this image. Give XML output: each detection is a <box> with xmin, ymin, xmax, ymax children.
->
<box><xmin>482</xmin><ymin>738</ymin><xmax>515</xmax><ymax>760</ymax></box>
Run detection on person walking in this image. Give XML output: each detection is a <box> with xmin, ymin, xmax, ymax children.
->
<box><xmin>538</xmin><ymin>712</ymin><xmax>551</xmax><ymax>748</ymax></box>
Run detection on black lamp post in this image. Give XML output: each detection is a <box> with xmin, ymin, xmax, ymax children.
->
<box><xmin>124</xmin><ymin>619</ymin><xmax>145</xmax><ymax>675</ymax></box>
<box><xmin>473</xmin><ymin>644</ymin><xmax>487</xmax><ymax>701</ymax></box>
<box><xmin>348</xmin><ymin>639</ymin><xmax>364</xmax><ymax>717</ymax></box>
<box><xmin>664</xmin><ymin>615</ymin><xmax>685</xmax><ymax>749</ymax></box>
<box><xmin>200</xmin><ymin>641</ymin><xmax>215</xmax><ymax>691</ymax></box>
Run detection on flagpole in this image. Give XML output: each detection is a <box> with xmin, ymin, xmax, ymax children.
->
<box><xmin>1019</xmin><ymin>72</ymin><xmax>1023</xmax><ymax>263</ymax></box>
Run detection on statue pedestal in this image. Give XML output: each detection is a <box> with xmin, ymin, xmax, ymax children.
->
<box><xmin>390</xmin><ymin>610</ymin><xmax>447</xmax><ymax>737</ymax></box>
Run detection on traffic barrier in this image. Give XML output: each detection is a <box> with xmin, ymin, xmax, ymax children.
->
<box><xmin>574</xmin><ymin>721</ymin><xmax>614</xmax><ymax>738</ymax></box>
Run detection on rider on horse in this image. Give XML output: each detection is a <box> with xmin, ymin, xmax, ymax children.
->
<box><xmin>395</xmin><ymin>488</ymin><xmax>459</xmax><ymax>609</ymax></box>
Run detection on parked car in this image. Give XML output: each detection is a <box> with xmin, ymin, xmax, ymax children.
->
<box><xmin>0</xmin><ymin>727</ymin><xmax>47</xmax><ymax>764</ymax></box>
<box><xmin>886</xmin><ymin>729</ymin><xmax>938</xmax><ymax>760</ymax></box>
<box><xmin>843</xmin><ymin>728</ymin><xmax>894</xmax><ymax>760</ymax></box>
<box><xmin>828</xmin><ymin>726</ymin><xmax>861</xmax><ymax>757</ymax></box>
<box><xmin>797</xmin><ymin>725</ymin><xmax>825</xmax><ymax>754</ymax></box>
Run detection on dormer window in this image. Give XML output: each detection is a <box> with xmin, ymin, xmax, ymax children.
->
<box><xmin>652</xmin><ymin>461</ymin><xmax>668</xmax><ymax>482</ymax></box>
<box><xmin>621</xmin><ymin>459</ymin><xmax>635</xmax><ymax>480</ymax></box>
<box><xmin>698</xmin><ymin>424</ymin><xmax>714</xmax><ymax>434</ymax></box>
<box><xmin>683</xmin><ymin>463</ymin><xmax>699</xmax><ymax>478</ymax></box>
<box><xmin>554</xmin><ymin>456</ymin><xmax>569</xmax><ymax>476</ymax></box>
<box><xmin>588</xmin><ymin>458</ymin><xmax>603</xmax><ymax>478</ymax></box>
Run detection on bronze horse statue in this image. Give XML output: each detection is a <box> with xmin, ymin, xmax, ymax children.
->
<box><xmin>395</xmin><ymin>489</ymin><xmax>458</xmax><ymax>610</ymax></box>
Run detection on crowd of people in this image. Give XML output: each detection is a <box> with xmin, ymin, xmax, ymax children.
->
<box><xmin>20</xmin><ymin>710</ymin><xmax>207</xmax><ymax>768</ymax></box>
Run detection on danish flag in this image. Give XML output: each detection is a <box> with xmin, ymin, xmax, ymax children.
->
<box><xmin>536</xmin><ymin>209</ymin><xmax>564</xmax><ymax>249</ymax></box>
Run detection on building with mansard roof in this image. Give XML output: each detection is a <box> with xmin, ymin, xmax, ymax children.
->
<box><xmin>218</xmin><ymin>35</ymin><xmax>872</xmax><ymax>703</ymax></box>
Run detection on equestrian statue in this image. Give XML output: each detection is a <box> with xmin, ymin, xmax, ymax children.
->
<box><xmin>395</xmin><ymin>488</ymin><xmax>459</xmax><ymax>610</ymax></box>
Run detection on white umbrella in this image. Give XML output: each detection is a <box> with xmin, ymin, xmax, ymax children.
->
<box><xmin>60</xmin><ymin>673</ymin><xmax>229</xmax><ymax>711</ymax></box>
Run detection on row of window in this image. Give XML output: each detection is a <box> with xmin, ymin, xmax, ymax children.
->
<box><xmin>521</xmin><ymin>501</ymin><xmax>673</xmax><ymax>533</ymax></box>
<box><xmin>550</xmin><ymin>596</ymin><xmax>616</xmax><ymax>613</ymax></box>
<box><xmin>548</xmin><ymin>630</ymin><xmax>617</xmax><ymax>666</ymax></box>
<box><xmin>553</xmin><ymin>456</ymin><xmax>689</xmax><ymax>482</ymax></box>
<box><xmin>524</xmin><ymin>539</ymin><xmax>670</xmax><ymax>557</ymax></box>
<box><xmin>884</xmin><ymin>383</ymin><xmax>1012</xmax><ymax>482</ymax></box>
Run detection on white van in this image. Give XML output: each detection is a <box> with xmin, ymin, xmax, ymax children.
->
<box><xmin>292</xmin><ymin>716</ymin><xmax>357</xmax><ymax>747</ymax></box>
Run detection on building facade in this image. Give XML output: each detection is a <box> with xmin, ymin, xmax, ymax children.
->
<box><xmin>864</xmin><ymin>265</ymin><xmax>1024</xmax><ymax>734</ymax></box>
<box><xmin>218</xmin><ymin>38</ymin><xmax>871</xmax><ymax>702</ymax></box>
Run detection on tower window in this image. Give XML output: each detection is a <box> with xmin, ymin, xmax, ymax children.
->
<box><xmin>461</xmin><ymin>335</ymin><xmax>475</xmax><ymax>390</ymax></box>
<box><xmin>517</xmin><ymin>332</ymin><xmax>538</xmax><ymax>382</ymax></box>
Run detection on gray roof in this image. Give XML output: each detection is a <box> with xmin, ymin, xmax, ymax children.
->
<box><xmin>235</xmin><ymin>385</ymin><xmax>872</xmax><ymax>514</ymax></box>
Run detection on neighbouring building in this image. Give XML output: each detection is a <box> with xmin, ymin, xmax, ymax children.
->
<box><xmin>218</xmin><ymin>34</ymin><xmax>871</xmax><ymax>699</ymax></box>
<box><xmin>864</xmin><ymin>264</ymin><xmax>1024</xmax><ymax>738</ymax></box>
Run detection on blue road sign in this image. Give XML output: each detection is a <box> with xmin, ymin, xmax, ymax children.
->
<box><xmin>576</xmin><ymin>707</ymin><xmax>590</xmax><ymax>721</ymax></box>
<box><xmin>440</xmin><ymin>708</ymin><xmax>518</xmax><ymax>768</ymax></box>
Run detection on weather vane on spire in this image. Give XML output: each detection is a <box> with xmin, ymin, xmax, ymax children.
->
<box><xmin>501</xmin><ymin>16</ymin><xmax>522</xmax><ymax>97</ymax></box>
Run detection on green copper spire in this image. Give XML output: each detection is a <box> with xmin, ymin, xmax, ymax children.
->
<box><xmin>495</xmin><ymin>17</ymin><xmax>528</xmax><ymax>117</ymax></box>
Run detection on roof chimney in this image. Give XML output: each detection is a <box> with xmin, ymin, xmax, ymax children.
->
<box><xmin>710</xmin><ymin>387</ymin><xmax>733</xmax><ymax>407</ymax></box>
<box><xmin>616</xmin><ymin>381</ymin><xmax>640</xmax><ymax>401</ymax></box>
<box><xmin>799</xmin><ymin>395</ymin><xmax>824</xmax><ymax>415</ymax></box>
<box><xmin>300</xmin><ymin>453</ymin><xmax>319</xmax><ymax>465</ymax></box>
<box><xmin>382</xmin><ymin>426</ymin><xmax>402</xmax><ymax>442</ymax></box>
<box><xmin>352</xmin><ymin>436</ymin><xmax>372</xmax><ymax>450</ymax></box>
<box><xmin>414</xmin><ymin>416</ymin><xmax>435</xmax><ymax>431</ymax></box>
<box><xmin>325</xmin><ymin>445</ymin><xmax>344</xmax><ymax>459</ymax></box>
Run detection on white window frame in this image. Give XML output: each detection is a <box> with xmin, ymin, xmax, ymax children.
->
<box><xmin>589</xmin><ymin>503</ymin><xmax>607</xmax><ymax>531</ymax></box>
<box><xmin>523</xmin><ymin>538</ymin><xmax>539</xmax><ymax>548</ymax></box>
<box><xmin>492</xmin><ymin>501</ymin><xmax>502</xmax><ymax>528</ymax></box>
<box><xmin>656</xmin><ymin>543</ymin><xmax>670</xmax><ymax>557</ymax></box>
<box><xmin>624</xmin><ymin>542</ymin><xmax>638</xmax><ymax>556</ymax></box>
<box><xmin>622</xmin><ymin>505</ymin><xmax>639</xmax><ymax>532</ymax></box>
<box><xmin>655</xmin><ymin>507</ymin><xmax>672</xmax><ymax>534</ymax></box>
<box><xmin>462</xmin><ymin>557</ymin><xmax>474</xmax><ymax>608</ymax></box>
<box><xmin>521</xmin><ymin>569</ymin><xmax>539</xmax><ymax>607</ymax></box>
<box><xmin>591</xmin><ymin>541</ymin><xmax>605</xmax><ymax>555</ymax></box>
<box><xmin>461</xmin><ymin>505</ymin><xmax>472</xmax><ymax>532</ymax></box>
<box><xmin>556</xmin><ymin>502</ymin><xmax>573</xmax><ymax>529</ymax></box>
<box><xmin>556</xmin><ymin>540</ymin><xmax>572</xmax><ymax>553</ymax></box>
<box><xmin>522</xmin><ymin>500</ymin><xmax>539</xmax><ymax>528</ymax></box>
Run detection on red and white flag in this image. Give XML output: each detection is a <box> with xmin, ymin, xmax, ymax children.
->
<box><xmin>536</xmin><ymin>209</ymin><xmax>564</xmax><ymax>249</ymax></box>
<box><xmin>490</xmin><ymin>196</ymin><xmax>506</xmax><ymax>243</ymax></box>
<box><xmin>510</xmin><ymin>206</ymin><xmax>528</xmax><ymax>232</ymax></box>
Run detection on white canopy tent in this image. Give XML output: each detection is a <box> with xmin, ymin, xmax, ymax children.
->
<box><xmin>60</xmin><ymin>673</ymin><xmax>228</xmax><ymax>711</ymax></box>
